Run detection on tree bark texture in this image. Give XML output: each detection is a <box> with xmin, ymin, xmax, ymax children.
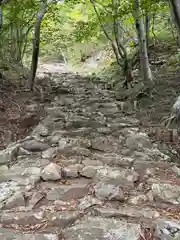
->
<box><xmin>134</xmin><ymin>0</ymin><xmax>153</xmax><ymax>84</ymax></box>
<box><xmin>27</xmin><ymin>0</ymin><xmax>47</xmax><ymax>90</ymax></box>
<box><xmin>170</xmin><ymin>0</ymin><xmax>180</xmax><ymax>46</ymax></box>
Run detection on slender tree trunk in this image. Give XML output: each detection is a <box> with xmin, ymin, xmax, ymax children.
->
<box><xmin>26</xmin><ymin>0</ymin><xmax>47</xmax><ymax>90</ymax></box>
<box><xmin>112</xmin><ymin>0</ymin><xmax>133</xmax><ymax>87</ymax></box>
<box><xmin>0</xmin><ymin>6</ymin><xmax>3</xmax><ymax>31</ymax></box>
<box><xmin>90</xmin><ymin>0</ymin><xmax>122</xmax><ymax>66</ymax></box>
<box><xmin>169</xmin><ymin>0</ymin><xmax>180</xmax><ymax>46</ymax></box>
<box><xmin>90</xmin><ymin>0</ymin><xmax>133</xmax><ymax>87</ymax></box>
<box><xmin>123</xmin><ymin>58</ymin><xmax>134</xmax><ymax>88</ymax></box>
<box><xmin>21</xmin><ymin>25</ymin><xmax>34</xmax><ymax>60</ymax></box>
<box><xmin>134</xmin><ymin>0</ymin><xmax>153</xmax><ymax>84</ymax></box>
<box><xmin>151</xmin><ymin>13</ymin><xmax>157</xmax><ymax>44</ymax></box>
<box><xmin>145</xmin><ymin>12</ymin><xmax>150</xmax><ymax>47</ymax></box>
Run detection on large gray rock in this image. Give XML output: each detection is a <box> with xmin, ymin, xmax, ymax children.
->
<box><xmin>0</xmin><ymin>211</ymin><xmax>44</xmax><ymax>225</ymax></box>
<box><xmin>91</xmin><ymin>136</ymin><xmax>120</xmax><ymax>152</ymax></box>
<box><xmin>63</xmin><ymin>216</ymin><xmax>141</xmax><ymax>240</ymax></box>
<box><xmin>13</xmin><ymin>156</ymin><xmax>49</xmax><ymax>169</ymax></box>
<box><xmin>82</xmin><ymin>159</ymin><xmax>103</xmax><ymax>166</ymax></box>
<box><xmin>125</xmin><ymin>134</ymin><xmax>152</xmax><ymax>150</ymax></box>
<box><xmin>31</xmin><ymin>123</ymin><xmax>49</xmax><ymax>137</ymax></box>
<box><xmin>78</xmin><ymin>196</ymin><xmax>102</xmax><ymax>210</ymax></box>
<box><xmin>65</xmin><ymin>115</ymin><xmax>92</xmax><ymax>128</ymax></box>
<box><xmin>97</xmin><ymin>102</ymin><xmax>119</xmax><ymax>115</ymax></box>
<box><xmin>95</xmin><ymin>167</ymin><xmax>139</xmax><ymax>186</ymax></box>
<box><xmin>94</xmin><ymin>182</ymin><xmax>124</xmax><ymax>201</ymax></box>
<box><xmin>0</xmin><ymin>144</ymin><xmax>19</xmax><ymax>165</ymax></box>
<box><xmin>50</xmin><ymin>134</ymin><xmax>62</xmax><ymax>145</ymax></box>
<box><xmin>41</xmin><ymin>163</ymin><xmax>62</xmax><ymax>181</ymax></box>
<box><xmin>71</xmin><ymin>137</ymin><xmax>91</xmax><ymax>148</ymax></box>
<box><xmin>0</xmin><ymin>228</ymin><xmax>59</xmax><ymax>240</ymax></box>
<box><xmin>111</xmin><ymin>117</ymin><xmax>139</xmax><ymax>129</ymax></box>
<box><xmin>0</xmin><ymin>181</ymin><xmax>20</xmax><ymax>204</ymax></box>
<box><xmin>59</xmin><ymin>146</ymin><xmax>91</xmax><ymax>158</ymax></box>
<box><xmin>93</xmin><ymin>153</ymin><xmax>134</xmax><ymax>166</ymax></box>
<box><xmin>151</xmin><ymin>183</ymin><xmax>180</xmax><ymax>204</ymax></box>
<box><xmin>46</xmin><ymin>183</ymin><xmax>89</xmax><ymax>201</ymax></box>
<box><xmin>41</xmin><ymin>147</ymin><xmax>58</xmax><ymax>159</ymax></box>
<box><xmin>155</xmin><ymin>218</ymin><xmax>180</xmax><ymax>240</ymax></box>
<box><xmin>127</xmin><ymin>194</ymin><xmax>148</xmax><ymax>205</ymax></box>
<box><xmin>45</xmin><ymin>211</ymin><xmax>79</xmax><ymax>227</ymax></box>
<box><xmin>2</xmin><ymin>192</ymin><xmax>25</xmax><ymax>209</ymax></box>
<box><xmin>80</xmin><ymin>166</ymin><xmax>97</xmax><ymax>178</ymax></box>
<box><xmin>21</xmin><ymin>140</ymin><xmax>50</xmax><ymax>152</ymax></box>
<box><xmin>63</xmin><ymin>164</ymin><xmax>83</xmax><ymax>178</ymax></box>
<box><xmin>145</xmin><ymin>148</ymin><xmax>170</xmax><ymax>161</ymax></box>
<box><xmin>0</xmin><ymin>166</ymin><xmax>41</xmax><ymax>185</ymax></box>
<box><xmin>94</xmin><ymin>206</ymin><xmax>159</xmax><ymax>219</ymax></box>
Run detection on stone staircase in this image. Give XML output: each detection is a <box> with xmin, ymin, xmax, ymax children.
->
<box><xmin>0</xmin><ymin>66</ymin><xmax>180</xmax><ymax>239</ymax></box>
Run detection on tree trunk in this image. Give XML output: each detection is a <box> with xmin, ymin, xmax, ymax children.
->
<box><xmin>123</xmin><ymin>58</ymin><xmax>134</xmax><ymax>89</ymax></box>
<box><xmin>134</xmin><ymin>0</ymin><xmax>153</xmax><ymax>84</ymax></box>
<box><xmin>90</xmin><ymin>0</ymin><xmax>122</xmax><ymax>66</ymax></box>
<box><xmin>0</xmin><ymin>7</ymin><xmax>3</xmax><ymax>31</ymax></box>
<box><xmin>169</xmin><ymin>0</ymin><xmax>180</xmax><ymax>46</ymax></box>
<box><xmin>145</xmin><ymin>12</ymin><xmax>150</xmax><ymax>48</ymax></box>
<box><xmin>26</xmin><ymin>0</ymin><xmax>47</xmax><ymax>90</ymax></box>
<box><xmin>112</xmin><ymin>0</ymin><xmax>134</xmax><ymax>88</ymax></box>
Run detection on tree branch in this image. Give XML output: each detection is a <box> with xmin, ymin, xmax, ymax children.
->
<box><xmin>90</xmin><ymin>0</ymin><xmax>122</xmax><ymax>66</ymax></box>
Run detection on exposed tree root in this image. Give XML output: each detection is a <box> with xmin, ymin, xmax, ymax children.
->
<box><xmin>164</xmin><ymin>114</ymin><xmax>176</xmax><ymax>128</ymax></box>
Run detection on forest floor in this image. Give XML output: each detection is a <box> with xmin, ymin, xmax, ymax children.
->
<box><xmin>0</xmin><ymin>62</ymin><xmax>68</xmax><ymax>149</ymax></box>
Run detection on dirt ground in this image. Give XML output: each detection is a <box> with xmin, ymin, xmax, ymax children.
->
<box><xmin>135</xmin><ymin>45</ymin><xmax>180</xmax><ymax>160</ymax></box>
<box><xmin>0</xmin><ymin>77</ymin><xmax>46</xmax><ymax>150</ymax></box>
<box><xmin>109</xmin><ymin>43</ymin><xmax>180</xmax><ymax>161</ymax></box>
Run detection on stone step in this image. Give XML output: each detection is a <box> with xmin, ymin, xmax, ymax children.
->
<box><xmin>0</xmin><ymin>228</ymin><xmax>59</xmax><ymax>240</ymax></box>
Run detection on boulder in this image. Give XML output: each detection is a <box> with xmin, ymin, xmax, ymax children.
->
<box><xmin>21</xmin><ymin>140</ymin><xmax>50</xmax><ymax>152</ymax></box>
<box><xmin>41</xmin><ymin>163</ymin><xmax>62</xmax><ymax>181</ymax></box>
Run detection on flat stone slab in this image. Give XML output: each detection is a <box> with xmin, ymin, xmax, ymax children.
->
<box><xmin>0</xmin><ymin>182</ymin><xmax>17</xmax><ymax>202</ymax></box>
<box><xmin>21</xmin><ymin>140</ymin><xmax>50</xmax><ymax>152</ymax></box>
<box><xmin>0</xmin><ymin>167</ymin><xmax>41</xmax><ymax>186</ymax></box>
<box><xmin>0</xmin><ymin>228</ymin><xmax>59</xmax><ymax>240</ymax></box>
<box><xmin>0</xmin><ymin>211</ymin><xmax>44</xmax><ymax>225</ymax></box>
<box><xmin>0</xmin><ymin>144</ymin><xmax>19</xmax><ymax>165</ymax></box>
<box><xmin>154</xmin><ymin>218</ymin><xmax>180</xmax><ymax>239</ymax></box>
<box><xmin>46</xmin><ymin>183</ymin><xmax>89</xmax><ymax>201</ymax></box>
<box><xmin>0</xmin><ymin>210</ymin><xmax>79</xmax><ymax>227</ymax></box>
<box><xmin>95</xmin><ymin>167</ymin><xmax>139</xmax><ymax>187</ymax></box>
<box><xmin>151</xmin><ymin>183</ymin><xmax>180</xmax><ymax>204</ymax></box>
<box><xmin>94</xmin><ymin>206</ymin><xmax>159</xmax><ymax>219</ymax></box>
<box><xmin>93</xmin><ymin>152</ymin><xmax>135</xmax><ymax>166</ymax></box>
<box><xmin>63</xmin><ymin>216</ymin><xmax>141</xmax><ymax>240</ymax></box>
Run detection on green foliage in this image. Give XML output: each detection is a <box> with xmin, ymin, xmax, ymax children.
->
<box><xmin>0</xmin><ymin>0</ymin><xmax>40</xmax><ymax>65</ymax></box>
<box><xmin>0</xmin><ymin>0</ymin><xmax>178</xmax><ymax>71</ymax></box>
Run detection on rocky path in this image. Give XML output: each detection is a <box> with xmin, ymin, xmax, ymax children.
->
<box><xmin>0</xmin><ymin>65</ymin><xmax>180</xmax><ymax>240</ymax></box>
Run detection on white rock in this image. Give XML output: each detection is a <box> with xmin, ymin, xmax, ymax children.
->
<box><xmin>41</xmin><ymin>163</ymin><xmax>62</xmax><ymax>181</ymax></box>
<box><xmin>80</xmin><ymin>166</ymin><xmax>97</xmax><ymax>178</ymax></box>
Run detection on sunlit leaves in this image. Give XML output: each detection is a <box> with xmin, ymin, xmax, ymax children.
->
<box><xmin>0</xmin><ymin>0</ymin><xmax>172</xmax><ymax>65</ymax></box>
